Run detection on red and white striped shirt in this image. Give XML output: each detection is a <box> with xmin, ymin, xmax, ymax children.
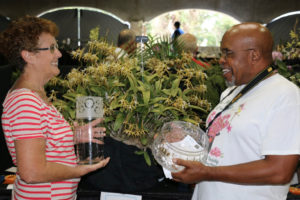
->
<box><xmin>2</xmin><ymin>89</ymin><xmax>80</xmax><ymax>200</ymax></box>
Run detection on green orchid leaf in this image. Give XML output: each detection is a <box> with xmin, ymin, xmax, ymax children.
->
<box><xmin>62</xmin><ymin>93</ymin><xmax>77</xmax><ymax>102</ymax></box>
<box><xmin>104</xmin><ymin>116</ymin><xmax>114</xmax><ymax>123</ymax></box>
<box><xmin>137</xmin><ymin>81</ymin><xmax>151</xmax><ymax>105</ymax></box>
<box><xmin>125</xmin><ymin>111</ymin><xmax>134</xmax><ymax>122</ymax></box>
<box><xmin>143</xmin><ymin>151</ymin><xmax>151</xmax><ymax>166</ymax></box>
<box><xmin>182</xmin><ymin>117</ymin><xmax>199</xmax><ymax>125</ymax></box>
<box><xmin>76</xmin><ymin>86</ymin><xmax>88</xmax><ymax>95</ymax></box>
<box><xmin>162</xmin><ymin>106</ymin><xmax>182</xmax><ymax>112</ymax></box>
<box><xmin>110</xmin><ymin>98</ymin><xmax>121</xmax><ymax>109</ymax></box>
<box><xmin>182</xmin><ymin>88</ymin><xmax>193</xmax><ymax>96</ymax></box>
<box><xmin>162</xmin><ymin>89</ymin><xmax>172</xmax><ymax>95</ymax></box>
<box><xmin>113</xmin><ymin>112</ymin><xmax>125</xmax><ymax>131</ymax></box>
<box><xmin>149</xmin><ymin>104</ymin><xmax>166</xmax><ymax>114</ymax></box>
<box><xmin>127</xmin><ymin>73</ymin><xmax>138</xmax><ymax>93</ymax></box>
<box><xmin>170</xmin><ymin>88</ymin><xmax>179</xmax><ymax>97</ymax></box>
<box><xmin>142</xmin><ymin>90</ymin><xmax>150</xmax><ymax>105</ymax></box>
<box><xmin>155</xmin><ymin>80</ymin><xmax>162</xmax><ymax>91</ymax></box>
<box><xmin>171</xmin><ymin>78</ymin><xmax>181</xmax><ymax>89</ymax></box>
<box><xmin>134</xmin><ymin>150</ymin><xmax>145</xmax><ymax>155</ymax></box>
<box><xmin>149</xmin><ymin>97</ymin><xmax>167</xmax><ymax>104</ymax></box>
<box><xmin>150</xmin><ymin>108</ymin><xmax>164</xmax><ymax>114</ymax></box>
<box><xmin>144</xmin><ymin>73</ymin><xmax>158</xmax><ymax>82</ymax></box>
<box><xmin>90</xmin><ymin>86</ymin><xmax>104</xmax><ymax>96</ymax></box>
<box><xmin>140</xmin><ymin>137</ymin><xmax>148</xmax><ymax>146</ymax></box>
<box><xmin>188</xmin><ymin>105</ymin><xmax>208</xmax><ymax>113</ymax></box>
<box><xmin>69</xmin><ymin>109</ymin><xmax>76</xmax><ymax>120</ymax></box>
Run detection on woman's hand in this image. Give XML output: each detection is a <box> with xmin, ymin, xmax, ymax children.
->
<box><xmin>15</xmin><ymin>137</ymin><xmax>110</xmax><ymax>183</ymax></box>
<box><xmin>77</xmin><ymin>157</ymin><xmax>110</xmax><ymax>176</ymax></box>
<box><xmin>73</xmin><ymin>118</ymin><xmax>106</xmax><ymax>144</ymax></box>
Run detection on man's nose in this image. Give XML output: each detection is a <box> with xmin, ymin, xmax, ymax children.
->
<box><xmin>219</xmin><ymin>56</ymin><xmax>226</xmax><ymax>65</ymax></box>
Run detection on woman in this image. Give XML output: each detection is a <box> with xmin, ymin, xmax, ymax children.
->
<box><xmin>0</xmin><ymin>16</ymin><xmax>110</xmax><ymax>200</ymax></box>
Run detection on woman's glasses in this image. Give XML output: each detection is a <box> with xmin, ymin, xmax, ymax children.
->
<box><xmin>34</xmin><ymin>43</ymin><xmax>59</xmax><ymax>53</ymax></box>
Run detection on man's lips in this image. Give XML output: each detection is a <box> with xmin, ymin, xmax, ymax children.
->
<box><xmin>222</xmin><ymin>68</ymin><xmax>231</xmax><ymax>75</ymax></box>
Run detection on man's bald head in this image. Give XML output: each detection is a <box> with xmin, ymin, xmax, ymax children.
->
<box><xmin>176</xmin><ymin>33</ymin><xmax>198</xmax><ymax>54</ymax></box>
<box><xmin>220</xmin><ymin>23</ymin><xmax>275</xmax><ymax>86</ymax></box>
<box><xmin>222</xmin><ymin>22</ymin><xmax>274</xmax><ymax>63</ymax></box>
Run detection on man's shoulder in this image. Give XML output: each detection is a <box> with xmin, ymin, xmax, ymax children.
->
<box><xmin>257</xmin><ymin>74</ymin><xmax>300</xmax><ymax>105</ymax></box>
<box><xmin>268</xmin><ymin>74</ymin><xmax>299</xmax><ymax>93</ymax></box>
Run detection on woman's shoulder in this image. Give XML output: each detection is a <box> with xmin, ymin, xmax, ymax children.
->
<box><xmin>7</xmin><ymin>88</ymin><xmax>39</xmax><ymax>99</ymax></box>
<box><xmin>3</xmin><ymin>88</ymin><xmax>42</xmax><ymax>107</ymax></box>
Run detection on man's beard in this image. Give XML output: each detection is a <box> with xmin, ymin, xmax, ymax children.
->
<box><xmin>225</xmin><ymin>75</ymin><xmax>236</xmax><ymax>87</ymax></box>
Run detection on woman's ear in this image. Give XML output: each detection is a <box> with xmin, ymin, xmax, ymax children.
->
<box><xmin>21</xmin><ymin>50</ymin><xmax>34</xmax><ymax>64</ymax></box>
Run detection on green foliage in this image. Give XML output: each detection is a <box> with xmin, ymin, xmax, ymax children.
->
<box><xmin>47</xmin><ymin>31</ymin><xmax>217</xmax><ymax>152</ymax></box>
<box><xmin>89</xmin><ymin>26</ymin><xmax>100</xmax><ymax>41</ymax></box>
<box><xmin>277</xmin><ymin>60</ymin><xmax>291</xmax><ymax>77</ymax></box>
<box><xmin>277</xmin><ymin>60</ymin><xmax>300</xmax><ymax>87</ymax></box>
<box><xmin>276</xmin><ymin>19</ymin><xmax>300</xmax><ymax>88</ymax></box>
<box><xmin>277</xmin><ymin>19</ymin><xmax>300</xmax><ymax>60</ymax></box>
<box><xmin>204</xmin><ymin>64</ymin><xmax>226</xmax><ymax>109</ymax></box>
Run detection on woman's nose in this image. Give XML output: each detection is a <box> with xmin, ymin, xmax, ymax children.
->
<box><xmin>56</xmin><ymin>49</ymin><xmax>62</xmax><ymax>58</ymax></box>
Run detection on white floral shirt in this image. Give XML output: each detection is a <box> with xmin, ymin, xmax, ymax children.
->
<box><xmin>192</xmin><ymin>74</ymin><xmax>300</xmax><ymax>200</ymax></box>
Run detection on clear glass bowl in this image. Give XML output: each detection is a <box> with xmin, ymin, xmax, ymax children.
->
<box><xmin>151</xmin><ymin>121</ymin><xmax>209</xmax><ymax>172</ymax></box>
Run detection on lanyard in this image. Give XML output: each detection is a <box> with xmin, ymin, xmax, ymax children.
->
<box><xmin>206</xmin><ymin>65</ymin><xmax>276</xmax><ymax>147</ymax></box>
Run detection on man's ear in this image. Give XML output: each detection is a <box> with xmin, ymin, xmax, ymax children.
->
<box><xmin>250</xmin><ymin>49</ymin><xmax>261</xmax><ymax>63</ymax></box>
<box><xmin>21</xmin><ymin>50</ymin><xmax>34</xmax><ymax>64</ymax></box>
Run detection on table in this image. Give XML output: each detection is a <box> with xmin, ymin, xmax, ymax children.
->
<box><xmin>1</xmin><ymin>180</ymin><xmax>300</xmax><ymax>200</ymax></box>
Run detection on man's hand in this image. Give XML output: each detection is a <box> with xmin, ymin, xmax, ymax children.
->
<box><xmin>171</xmin><ymin>158</ymin><xmax>208</xmax><ymax>184</ymax></box>
<box><xmin>172</xmin><ymin>155</ymin><xmax>300</xmax><ymax>185</ymax></box>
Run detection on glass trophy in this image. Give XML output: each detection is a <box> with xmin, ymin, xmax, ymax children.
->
<box><xmin>151</xmin><ymin>121</ymin><xmax>209</xmax><ymax>172</ymax></box>
<box><xmin>75</xmin><ymin>96</ymin><xmax>105</xmax><ymax>165</ymax></box>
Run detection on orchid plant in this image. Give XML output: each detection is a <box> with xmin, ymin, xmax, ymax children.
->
<box><xmin>47</xmin><ymin>28</ymin><xmax>219</xmax><ymax>164</ymax></box>
<box><xmin>274</xmin><ymin>20</ymin><xmax>300</xmax><ymax>87</ymax></box>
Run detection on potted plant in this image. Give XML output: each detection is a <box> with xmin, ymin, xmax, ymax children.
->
<box><xmin>47</xmin><ymin>29</ymin><xmax>225</xmax><ymax>165</ymax></box>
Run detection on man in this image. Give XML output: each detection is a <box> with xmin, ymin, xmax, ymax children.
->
<box><xmin>116</xmin><ymin>29</ymin><xmax>137</xmax><ymax>57</ymax></box>
<box><xmin>176</xmin><ymin>33</ymin><xmax>197</xmax><ymax>55</ymax></box>
<box><xmin>172</xmin><ymin>22</ymin><xmax>300</xmax><ymax>200</ymax></box>
<box><xmin>172</xmin><ymin>21</ymin><xmax>184</xmax><ymax>40</ymax></box>
<box><xmin>176</xmin><ymin>33</ymin><xmax>210</xmax><ymax>69</ymax></box>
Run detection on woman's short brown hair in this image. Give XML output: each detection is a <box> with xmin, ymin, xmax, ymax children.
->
<box><xmin>0</xmin><ymin>15</ymin><xmax>59</xmax><ymax>71</ymax></box>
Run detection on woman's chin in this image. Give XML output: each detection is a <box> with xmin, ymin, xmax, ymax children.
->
<box><xmin>50</xmin><ymin>67</ymin><xmax>60</xmax><ymax>78</ymax></box>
